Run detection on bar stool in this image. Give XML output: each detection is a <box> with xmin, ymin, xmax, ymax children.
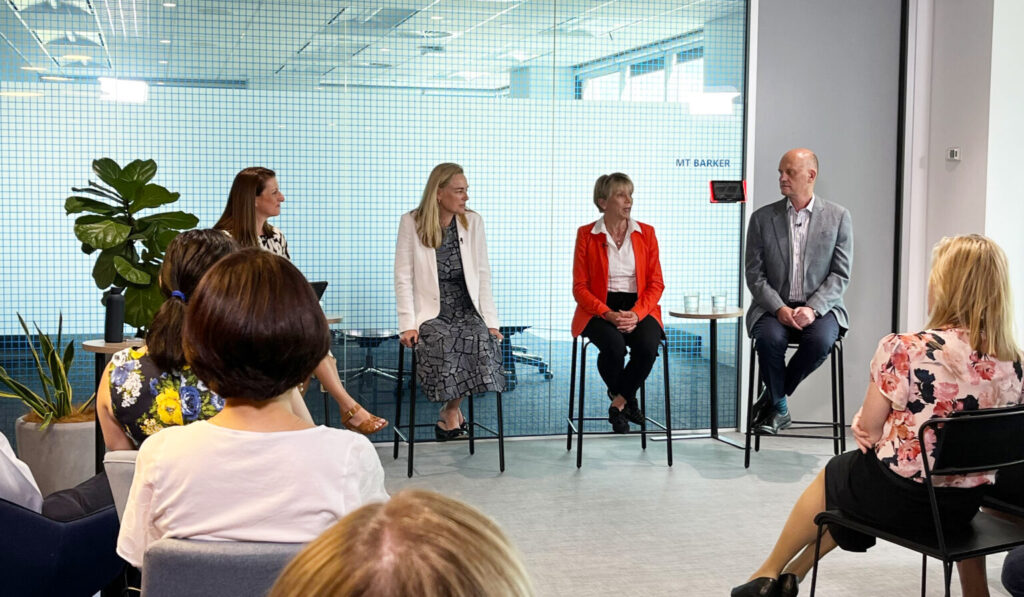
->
<box><xmin>566</xmin><ymin>335</ymin><xmax>673</xmax><ymax>468</ymax></box>
<box><xmin>743</xmin><ymin>335</ymin><xmax>846</xmax><ymax>468</ymax></box>
<box><xmin>392</xmin><ymin>344</ymin><xmax>505</xmax><ymax>478</ymax></box>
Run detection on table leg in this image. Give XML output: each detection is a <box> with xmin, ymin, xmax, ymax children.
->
<box><xmin>93</xmin><ymin>353</ymin><xmax>106</xmax><ymax>474</ymax></box>
<box><xmin>708</xmin><ymin>319</ymin><xmax>743</xmax><ymax>448</ymax></box>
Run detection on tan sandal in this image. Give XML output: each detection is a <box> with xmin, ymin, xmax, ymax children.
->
<box><xmin>341</xmin><ymin>404</ymin><xmax>388</xmax><ymax>435</ymax></box>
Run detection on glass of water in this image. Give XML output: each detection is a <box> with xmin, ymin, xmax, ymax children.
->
<box><xmin>684</xmin><ymin>294</ymin><xmax>700</xmax><ymax>313</ymax></box>
<box><xmin>712</xmin><ymin>295</ymin><xmax>727</xmax><ymax>313</ymax></box>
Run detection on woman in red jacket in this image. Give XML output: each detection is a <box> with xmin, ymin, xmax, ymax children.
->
<box><xmin>572</xmin><ymin>173</ymin><xmax>665</xmax><ymax>433</ymax></box>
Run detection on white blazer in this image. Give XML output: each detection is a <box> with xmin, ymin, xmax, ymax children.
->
<box><xmin>394</xmin><ymin>210</ymin><xmax>499</xmax><ymax>333</ymax></box>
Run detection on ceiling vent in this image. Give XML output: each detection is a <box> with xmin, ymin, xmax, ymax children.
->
<box><xmin>402</xmin><ymin>30</ymin><xmax>452</xmax><ymax>39</ymax></box>
<box><xmin>328</xmin><ymin>8</ymin><xmax>417</xmax><ymax>37</ymax></box>
<box><xmin>419</xmin><ymin>45</ymin><xmax>445</xmax><ymax>55</ymax></box>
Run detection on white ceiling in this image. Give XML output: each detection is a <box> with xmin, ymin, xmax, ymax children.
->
<box><xmin>0</xmin><ymin>0</ymin><xmax>744</xmax><ymax>90</ymax></box>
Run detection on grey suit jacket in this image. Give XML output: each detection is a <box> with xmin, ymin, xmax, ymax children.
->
<box><xmin>744</xmin><ymin>196</ymin><xmax>853</xmax><ymax>335</ymax></box>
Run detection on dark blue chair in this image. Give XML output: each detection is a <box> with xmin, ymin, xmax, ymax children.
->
<box><xmin>0</xmin><ymin>496</ymin><xmax>125</xmax><ymax>596</ymax></box>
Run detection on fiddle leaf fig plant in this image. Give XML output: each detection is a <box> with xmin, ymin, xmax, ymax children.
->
<box><xmin>66</xmin><ymin>158</ymin><xmax>199</xmax><ymax>330</ymax></box>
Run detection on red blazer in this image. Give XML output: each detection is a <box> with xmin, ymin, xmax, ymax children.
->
<box><xmin>571</xmin><ymin>221</ymin><xmax>665</xmax><ymax>337</ymax></box>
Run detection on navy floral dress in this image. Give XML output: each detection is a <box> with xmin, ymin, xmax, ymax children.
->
<box><xmin>109</xmin><ymin>347</ymin><xmax>223</xmax><ymax>447</ymax></box>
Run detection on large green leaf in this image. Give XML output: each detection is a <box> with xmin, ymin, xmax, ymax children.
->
<box><xmin>92</xmin><ymin>249</ymin><xmax>119</xmax><ymax>289</ymax></box>
<box><xmin>75</xmin><ymin>216</ymin><xmax>131</xmax><ymax>250</ymax></box>
<box><xmin>72</xmin><ymin>183</ymin><xmax>122</xmax><ymax>203</ymax></box>
<box><xmin>65</xmin><ymin>196</ymin><xmax>117</xmax><ymax>215</ymax></box>
<box><xmin>81</xmin><ymin>242</ymin><xmax>97</xmax><ymax>255</ymax></box>
<box><xmin>129</xmin><ymin>184</ymin><xmax>180</xmax><ymax>214</ymax></box>
<box><xmin>156</xmin><ymin>228</ymin><xmax>180</xmax><ymax>252</ymax></box>
<box><xmin>92</xmin><ymin>158</ymin><xmax>122</xmax><ymax>187</ymax></box>
<box><xmin>16</xmin><ymin>315</ymin><xmax>52</xmax><ymax>405</ymax></box>
<box><xmin>113</xmin><ymin>256</ymin><xmax>151</xmax><ymax>285</ymax></box>
<box><xmin>136</xmin><ymin>210</ymin><xmax>199</xmax><ymax>230</ymax></box>
<box><xmin>125</xmin><ymin>283</ymin><xmax>165</xmax><ymax>330</ymax></box>
<box><xmin>120</xmin><ymin>159</ymin><xmax>158</xmax><ymax>185</ymax></box>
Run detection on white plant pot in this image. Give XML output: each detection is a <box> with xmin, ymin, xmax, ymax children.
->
<box><xmin>14</xmin><ymin>415</ymin><xmax>95</xmax><ymax>497</ymax></box>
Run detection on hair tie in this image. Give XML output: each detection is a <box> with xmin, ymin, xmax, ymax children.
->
<box><xmin>170</xmin><ymin>290</ymin><xmax>187</xmax><ymax>303</ymax></box>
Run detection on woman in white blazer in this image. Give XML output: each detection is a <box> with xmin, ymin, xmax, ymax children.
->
<box><xmin>395</xmin><ymin>163</ymin><xmax>506</xmax><ymax>441</ymax></box>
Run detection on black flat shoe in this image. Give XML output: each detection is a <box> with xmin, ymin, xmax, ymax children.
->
<box><xmin>778</xmin><ymin>573</ymin><xmax>799</xmax><ymax>597</ymax></box>
<box><xmin>608</xmin><ymin>407</ymin><xmax>629</xmax><ymax>434</ymax></box>
<box><xmin>622</xmin><ymin>397</ymin><xmax>645</xmax><ymax>425</ymax></box>
<box><xmin>434</xmin><ymin>422</ymin><xmax>464</xmax><ymax>442</ymax></box>
<box><xmin>731</xmin><ymin>577</ymin><xmax>778</xmax><ymax>597</ymax></box>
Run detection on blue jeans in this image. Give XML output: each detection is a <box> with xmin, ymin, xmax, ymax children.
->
<box><xmin>751</xmin><ymin>309</ymin><xmax>841</xmax><ymax>406</ymax></box>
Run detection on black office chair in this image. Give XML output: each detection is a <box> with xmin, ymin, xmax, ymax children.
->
<box><xmin>743</xmin><ymin>335</ymin><xmax>846</xmax><ymax>468</ymax></box>
<box><xmin>391</xmin><ymin>344</ymin><xmax>505</xmax><ymax>478</ymax></box>
<box><xmin>499</xmin><ymin>325</ymin><xmax>553</xmax><ymax>391</ymax></box>
<box><xmin>339</xmin><ymin>329</ymin><xmax>400</xmax><ymax>388</ymax></box>
<box><xmin>566</xmin><ymin>335</ymin><xmax>673</xmax><ymax>468</ymax></box>
<box><xmin>809</xmin><ymin>405</ymin><xmax>1024</xmax><ymax>596</ymax></box>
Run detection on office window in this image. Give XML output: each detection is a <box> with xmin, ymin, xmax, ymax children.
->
<box><xmin>1</xmin><ymin>1</ymin><xmax>748</xmax><ymax>441</ymax></box>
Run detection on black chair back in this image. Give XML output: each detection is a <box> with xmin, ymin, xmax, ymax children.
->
<box><xmin>923</xmin><ymin>404</ymin><xmax>1024</xmax><ymax>478</ymax></box>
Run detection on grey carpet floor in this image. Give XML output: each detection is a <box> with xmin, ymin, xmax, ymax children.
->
<box><xmin>379</xmin><ymin>432</ymin><xmax>1012</xmax><ymax>597</ymax></box>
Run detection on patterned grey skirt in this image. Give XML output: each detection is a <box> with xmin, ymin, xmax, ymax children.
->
<box><xmin>415</xmin><ymin>219</ymin><xmax>506</xmax><ymax>403</ymax></box>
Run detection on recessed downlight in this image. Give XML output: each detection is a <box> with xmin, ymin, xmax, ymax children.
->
<box><xmin>158</xmin><ymin>60</ymin><xmax>169</xmax><ymax>64</ymax></box>
<box><xmin>162</xmin><ymin>2</ymin><xmax>177</xmax><ymax>6</ymax></box>
<box><xmin>0</xmin><ymin>91</ymin><xmax>44</xmax><ymax>98</ymax></box>
<box><xmin>431</xmin><ymin>15</ymin><xmax>443</xmax><ymax>20</ymax></box>
<box><xmin>40</xmin><ymin>76</ymin><xmax>72</xmax><ymax>82</ymax></box>
<box><xmin>61</xmin><ymin>54</ymin><xmax>92</xmax><ymax>62</ymax></box>
<box><xmin>159</xmin><ymin>39</ymin><xmax>171</xmax><ymax>44</ymax></box>
<box><xmin>20</xmin><ymin>66</ymin><xmax>46</xmax><ymax>72</ymax></box>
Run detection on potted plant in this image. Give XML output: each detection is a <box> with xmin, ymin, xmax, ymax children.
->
<box><xmin>66</xmin><ymin>158</ymin><xmax>199</xmax><ymax>332</ymax></box>
<box><xmin>0</xmin><ymin>315</ymin><xmax>95</xmax><ymax>496</ymax></box>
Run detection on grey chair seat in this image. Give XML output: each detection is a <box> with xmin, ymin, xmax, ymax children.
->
<box><xmin>141</xmin><ymin>537</ymin><xmax>305</xmax><ymax>597</ymax></box>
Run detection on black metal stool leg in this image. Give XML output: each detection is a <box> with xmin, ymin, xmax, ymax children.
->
<box><xmin>640</xmin><ymin>382</ymin><xmax>647</xmax><ymax>450</ymax></box>
<box><xmin>468</xmin><ymin>393</ymin><xmax>476</xmax><ymax>455</ymax></box>
<box><xmin>394</xmin><ymin>345</ymin><xmax>404</xmax><ymax>460</ymax></box>
<box><xmin>838</xmin><ymin>339</ymin><xmax>847</xmax><ymax>452</ymax></box>
<box><xmin>496</xmin><ymin>391</ymin><xmax>505</xmax><ymax>472</ymax></box>
<box><xmin>407</xmin><ymin>352</ymin><xmax>417</xmax><ymax>478</ymax></box>
<box><xmin>830</xmin><ymin>344</ymin><xmax>840</xmax><ymax>456</ymax></box>
<box><xmin>577</xmin><ymin>340</ymin><xmax>587</xmax><ymax>469</ymax></box>
<box><xmin>662</xmin><ymin>338</ymin><xmax>672</xmax><ymax>466</ymax></box>
<box><xmin>745</xmin><ymin>338</ymin><xmax>756</xmax><ymax>468</ymax></box>
<box><xmin>567</xmin><ymin>337</ymin><xmax>578</xmax><ymax>451</ymax></box>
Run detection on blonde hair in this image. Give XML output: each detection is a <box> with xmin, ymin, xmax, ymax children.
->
<box><xmin>414</xmin><ymin>163</ymin><xmax>470</xmax><ymax>248</ymax></box>
<box><xmin>593</xmin><ymin>173</ymin><xmax>633</xmax><ymax>212</ymax></box>
<box><xmin>926</xmin><ymin>234</ymin><xmax>1020</xmax><ymax>360</ymax></box>
<box><xmin>269</xmin><ymin>490</ymin><xmax>534</xmax><ymax>597</ymax></box>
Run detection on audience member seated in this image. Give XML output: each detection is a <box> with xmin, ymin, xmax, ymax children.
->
<box><xmin>269</xmin><ymin>489</ymin><xmax>533</xmax><ymax>597</ymax></box>
<box><xmin>571</xmin><ymin>173</ymin><xmax>664</xmax><ymax>433</ymax></box>
<box><xmin>117</xmin><ymin>249</ymin><xmax>388</xmax><ymax>568</ymax></box>
<box><xmin>731</xmin><ymin>235</ymin><xmax>1024</xmax><ymax>597</ymax></box>
<box><xmin>97</xmin><ymin>229</ymin><xmax>265</xmax><ymax>450</ymax></box>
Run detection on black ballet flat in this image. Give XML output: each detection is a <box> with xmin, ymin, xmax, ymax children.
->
<box><xmin>608</xmin><ymin>407</ymin><xmax>630</xmax><ymax>434</ymax></box>
<box><xmin>434</xmin><ymin>422</ymin><xmax>464</xmax><ymax>442</ymax></box>
<box><xmin>778</xmin><ymin>573</ymin><xmax>799</xmax><ymax>597</ymax></box>
<box><xmin>622</xmin><ymin>397</ymin><xmax>645</xmax><ymax>425</ymax></box>
<box><xmin>731</xmin><ymin>577</ymin><xmax>778</xmax><ymax>597</ymax></box>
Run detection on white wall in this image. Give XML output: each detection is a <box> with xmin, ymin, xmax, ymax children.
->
<box><xmin>750</xmin><ymin>0</ymin><xmax>902</xmax><ymax>423</ymax></box>
<box><xmin>986</xmin><ymin>0</ymin><xmax>1024</xmax><ymax>336</ymax></box>
<box><xmin>901</xmin><ymin>0</ymin><xmax>1023</xmax><ymax>339</ymax></box>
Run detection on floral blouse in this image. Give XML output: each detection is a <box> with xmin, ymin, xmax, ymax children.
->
<box><xmin>871</xmin><ymin>328</ymin><xmax>1024</xmax><ymax>487</ymax></box>
<box><xmin>109</xmin><ymin>347</ymin><xmax>223</xmax><ymax>448</ymax></box>
<box><xmin>220</xmin><ymin>226</ymin><xmax>290</xmax><ymax>259</ymax></box>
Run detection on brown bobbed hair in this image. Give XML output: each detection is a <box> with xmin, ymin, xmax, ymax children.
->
<box><xmin>269</xmin><ymin>489</ymin><xmax>534</xmax><ymax>597</ymax></box>
<box><xmin>926</xmin><ymin>234</ymin><xmax>1020</xmax><ymax>361</ymax></box>
<box><xmin>183</xmin><ymin>249</ymin><xmax>329</xmax><ymax>400</ymax></box>
<box><xmin>593</xmin><ymin>172</ymin><xmax>633</xmax><ymax>213</ymax></box>
<box><xmin>147</xmin><ymin>229</ymin><xmax>239</xmax><ymax>372</ymax></box>
<box><xmin>214</xmin><ymin>167</ymin><xmax>277</xmax><ymax>248</ymax></box>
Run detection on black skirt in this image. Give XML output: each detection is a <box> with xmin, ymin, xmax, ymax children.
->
<box><xmin>823</xmin><ymin>450</ymin><xmax>987</xmax><ymax>551</ymax></box>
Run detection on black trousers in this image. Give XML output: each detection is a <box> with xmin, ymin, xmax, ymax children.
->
<box><xmin>750</xmin><ymin>305</ymin><xmax>841</xmax><ymax>405</ymax></box>
<box><xmin>581</xmin><ymin>292</ymin><xmax>662</xmax><ymax>402</ymax></box>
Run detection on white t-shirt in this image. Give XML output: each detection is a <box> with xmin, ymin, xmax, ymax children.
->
<box><xmin>117</xmin><ymin>421</ymin><xmax>388</xmax><ymax>567</ymax></box>
<box><xmin>0</xmin><ymin>431</ymin><xmax>42</xmax><ymax>512</ymax></box>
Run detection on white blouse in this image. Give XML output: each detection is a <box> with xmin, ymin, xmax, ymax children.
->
<box><xmin>592</xmin><ymin>217</ymin><xmax>640</xmax><ymax>293</ymax></box>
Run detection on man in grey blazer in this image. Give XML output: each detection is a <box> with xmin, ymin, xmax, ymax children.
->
<box><xmin>745</xmin><ymin>148</ymin><xmax>853</xmax><ymax>434</ymax></box>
